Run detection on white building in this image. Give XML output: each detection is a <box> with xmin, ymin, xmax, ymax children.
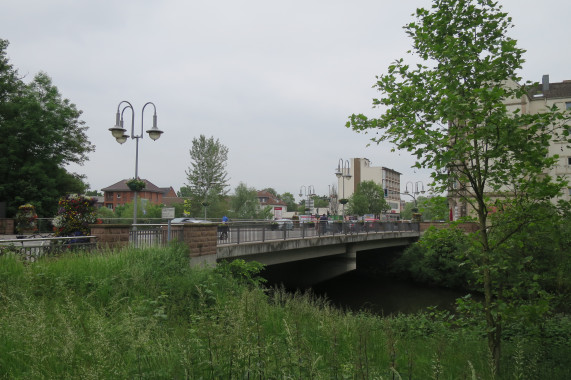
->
<box><xmin>448</xmin><ymin>75</ymin><xmax>571</xmax><ymax>219</ymax></box>
<box><xmin>336</xmin><ymin>158</ymin><xmax>402</xmax><ymax>218</ymax></box>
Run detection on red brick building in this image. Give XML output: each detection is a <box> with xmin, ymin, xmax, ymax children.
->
<box><xmin>102</xmin><ymin>179</ymin><xmax>179</xmax><ymax>210</ymax></box>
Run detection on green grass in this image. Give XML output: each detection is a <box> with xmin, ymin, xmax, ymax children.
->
<box><xmin>0</xmin><ymin>244</ymin><xmax>569</xmax><ymax>379</ymax></box>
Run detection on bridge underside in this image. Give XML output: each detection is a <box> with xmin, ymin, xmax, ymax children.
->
<box><xmin>216</xmin><ymin>232</ymin><xmax>419</xmax><ymax>286</ymax></box>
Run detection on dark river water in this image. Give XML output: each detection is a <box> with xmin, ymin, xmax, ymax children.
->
<box><xmin>309</xmin><ymin>270</ymin><xmax>468</xmax><ymax>315</ymax></box>
<box><xmin>264</xmin><ymin>269</ymin><xmax>469</xmax><ymax>316</ymax></box>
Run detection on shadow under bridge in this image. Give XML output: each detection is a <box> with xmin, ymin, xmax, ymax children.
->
<box><xmin>216</xmin><ymin>228</ymin><xmax>420</xmax><ymax>286</ymax></box>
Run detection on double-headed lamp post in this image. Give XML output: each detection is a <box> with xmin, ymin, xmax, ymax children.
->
<box><xmin>299</xmin><ymin>185</ymin><xmax>315</xmax><ymax>216</ymax></box>
<box><xmin>403</xmin><ymin>180</ymin><xmax>426</xmax><ymax>207</ymax></box>
<box><xmin>108</xmin><ymin>101</ymin><xmax>163</xmax><ymax>228</ymax></box>
<box><xmin>335</xmin><ymin>159</ymin><xmax>352</xmax><ymax>219</ymax></box>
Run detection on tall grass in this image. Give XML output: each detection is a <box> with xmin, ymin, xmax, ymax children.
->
<box><xmin>0</xmin><ymin>244</ymin><xmax>569</xmax><ymax>379</ymax></box>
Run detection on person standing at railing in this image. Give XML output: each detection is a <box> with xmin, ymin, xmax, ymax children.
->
<box><xmin>319</xmin><ymin>214</ymin><xmax>328</xmax><ymax>235</ymax></box>
<box><xmin>220</xmin><ymin>216</ymin><xmax>229</xmax><ymax>240</ymax></box>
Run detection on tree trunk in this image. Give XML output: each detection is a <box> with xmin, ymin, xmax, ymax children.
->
<box><xmin>480</xmin><ymin>212</ymin><xmax>501</xmax><ymax>374</ymax></box>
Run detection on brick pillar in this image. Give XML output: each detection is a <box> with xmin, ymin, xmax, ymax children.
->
<box><xmin>0</xmin><ymin>219</ymin><xmax>15</xmax><ymax>235</ymax></box>
<box><xmin>183</xmin><ymin>223</ymin><xmax>218</xmax><ymax>266</ymax></box>
<box><xmin>90</xmin><ymin>224</ymin><xmax>130</xmax><ymax>250</ymax></box>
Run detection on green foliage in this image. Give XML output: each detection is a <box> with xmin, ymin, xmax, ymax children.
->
<box><xmin>215</xmin><ymin>259</ymin><xmax>266</xmax><ymax>287</ymax></box>
<box><xmin>230</xmin><ymin>182</ymin><xmax>271</xmax><ymax>219</ymax></box>
<box><xmin>184</xmin><ymin>135</ymin><xmax>230</xmax><ymax>217</ymax></box>
<box><xmin>0</xmin><ymin>245</ymin><xmax>570</xmax><ymax>379</ymax></box>
<box><xmin>392</xmin><ymin>226</ymin><xmax>475</xmax><ymax>289</ymax></box>
<box><xmin>346</xmin><ymin>0</ymin><xmax>570</xmax><ymax>370</ymax></box>
<box><xmin>96</xmin><ymin>205</ymin><xmax>115</xmax><ymax>219</ymax></box>
<box><xmin>280</xmin><ymin>191</ymin><xmax>298</xmax><ymax>212</ymax></box>
<box><xmin>401</xmin><ymin>196</ymin><xmax>449</xmax><ymax>221</ymax></box>
<box><xmin>419</xmin><ymin>195</ymin><xmax>449</xmax><ymax>221</ymax></box>
<box><xmin>114</xmin><ymin>199</ymin><xmax>164</xmax><ymax>220</ymax></box>
<box><xmin>0</xmin><ymin>39</ymin><xmax>94</xmax><ymax>217</ymax></box>
<box><xmin>346</xmin><ymin>180</ymin><xmax>390</xmax><ymax>216</ymax></box>
<box><xmin>125</xmin><ymin>178</ymin><xmax>146</xmax><ymax>192</ymax></box>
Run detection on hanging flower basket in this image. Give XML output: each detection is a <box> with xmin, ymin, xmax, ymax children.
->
<box><xmin>339</xmin><ymin>198</ymin><xmax>349</xmax><ymax>205</ymax></box>
<box><xmin>126</xmin><ymin>178</ymin><xmax>146</xmax><ymax>192</ymax></box>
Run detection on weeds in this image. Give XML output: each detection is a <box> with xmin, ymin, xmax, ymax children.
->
<box><xmin>0</xmin><ymin>245</ymin><xmax>569</xmax><ymax>379</ymax></box>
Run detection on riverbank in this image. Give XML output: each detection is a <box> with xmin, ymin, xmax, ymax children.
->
<box><xmin>1</xmin><ymin>244</ymin><xmax>569</xmax><ymax>379</ymax></box>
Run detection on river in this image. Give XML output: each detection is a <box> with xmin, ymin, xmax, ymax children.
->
<box><xmin>264</xmin><ymin>269</ymin><xmax>469</xmax><ymax>316</ymax></box>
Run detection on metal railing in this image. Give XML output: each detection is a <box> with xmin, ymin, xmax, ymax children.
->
<box><xmin>0</xmin><ymin>236</ymin><xmax>97</xmax><ymax>261</ymax></box>
<box><xmin>217</xmin><ymin>221</ymin><xmax>419</xmax><ymax>245</ymax></box>
<box><xmin>129</xmin><ymin>224</ymin><xmax>184</xmax><ymax>246</ymax></box>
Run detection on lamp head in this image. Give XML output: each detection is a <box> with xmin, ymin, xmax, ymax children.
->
<box><xmin>146</xmin><ymin>114</ymin><xmax>163</xmax><ymax>141</ymax></box>
<box><xmin>146</xmin><ymin>126</ymin><xmax>163</xmax><ymax>141</ymax></box>
<box><xmin>116</xmin><ymin>134</ymin><xmax>129</xmax><ymax>144</ymax></box>
<box><xmin>109</xmin><ymin>126</ymin><xmax>126</xmax><ymax>139</ymax></box>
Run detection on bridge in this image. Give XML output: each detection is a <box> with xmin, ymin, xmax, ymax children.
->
<box><xmin>2</xmin><ymin>221</ymin><xmax>422</xmax><ymax>285</ymax></box>
<box><xmin>212</xmin><ymin>221</ymin><xmax>421</xmax><ymax>284</ymax></box>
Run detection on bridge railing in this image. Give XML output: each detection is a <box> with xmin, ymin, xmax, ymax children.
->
<box><xmin>217</xmin><ymin>220</ymin><xmax>419</xmax><ymax>245</ymax></box>
<box><xmin>0</xmin><ymin>236</ymin><xmax>97</xmax><ymax>262</ymax></box>
<box><xmin>129</xmin><ymin>224</ymin><xmax>184</xmax><ymax>247</ymax></box>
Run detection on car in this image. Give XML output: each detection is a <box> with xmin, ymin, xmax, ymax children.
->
<box><xmin>274</xmin><ymin>218</ymin><xmax>293</xmax><ymax>230</ymax></box>
<box><xmin>170</xmin><ymin>217</ymin><xmax>212</xmax><ymax>224</ymax></box>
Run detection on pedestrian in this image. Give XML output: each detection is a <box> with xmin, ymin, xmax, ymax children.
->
<box><xmin>220</xmin><ymin>216</ymin><xmax>229</xmax><ymax>239</ymax></box>
<box><xmin>319</xmin><ymin>214</ymin><xmax>328</xmax><ymax>234</ymax></box>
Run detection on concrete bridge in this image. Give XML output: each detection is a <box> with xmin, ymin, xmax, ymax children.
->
<box><xmin>213</xmin><ymin>222</ymin><xmax>421</xmax><ymax>284</ymax></box>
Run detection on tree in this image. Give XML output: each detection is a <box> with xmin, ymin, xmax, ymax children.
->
<box><xmin>346</xmin><ymin>180</ymin><xmax>390</xmax><ymax>217</ymax></box>
<box><xmin>401</xmin><ymin>195</ymin><xmax>449</xmax><ymax>221</ymax></box>
<box><xmin>0</xmin><ymin>39</ymin><xmax>94</xmax><ymax>217</ymax></box>
<box><xmin>261</xmin><ymin>188</ymin><xmax>278</xmax><ymax>197</ymax></box>
<box><xmin>185</xmin><ymin>135</ymin><xmax>229</xmax><ymax>218</ymax></box>
<box><xmin>230</xmin><ymin>183</ymin><xmax>272</xmax><ymax>220</ymax></box>
<box><xmin>279</xmin><ymin>192</ymin><xmax>297</xmax><ymax>212</ymax></box>
<box><xmin>418</xmin><ymin>195</ymin><xmax>449</xmax><ymax>221</ymax></box>
<box><xmin>346</xmin><ymin>0</ymin><xmax>569</xmax><ymax>371</ymax></box>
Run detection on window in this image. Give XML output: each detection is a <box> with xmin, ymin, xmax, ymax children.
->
<box><xmin>566</xmin><ymin>102</ymin><xmax>571</xmax><ymax>110</ymax></box>
<box><xmin>567</xmin><ymin>157</ymin><xmax>571</xmax><ymax>166</ymax></box>
<box><xmin>568</xmin><ymin>188</ymin><xmax>571</xmax><ymax>196</ymax></box>
<box><xmin>117</xmin><ymin>193</ymin><xmax>121</xmax><ymax>199</ymax></box>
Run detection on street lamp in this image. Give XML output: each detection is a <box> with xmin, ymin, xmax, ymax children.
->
<box><xmin>403</xmin><ymin>181</ymin><xmax>426</xmax><ymax>207</ymax></box>
<box><xmin>335</xmin><ymin>159</ymin><xmax>351</xmax><ymax>219</ymax></box>
<box><xmin>403</xmin><ymin>180</ymin><xmax>426</xmax><ymax>221</ymax></box>
<box><xmin>299</xmin><ymin>185</ymin><xmax>315</xmax><ymax>216</ymax></box>
<box><xmin>109</xmin><ymin>101</ymin><xmax>163</xmax><ymax>229</ymax></box>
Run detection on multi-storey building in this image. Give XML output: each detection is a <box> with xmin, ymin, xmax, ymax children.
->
<box><xmin>448</xmin><ymin>75</ymin><xmax>571</xmax><ymax>219</ymax></box>
<box><xmin>336</xmin><ymin>157</ymin><xmax>402</xmax><ymax>218</ymax></box>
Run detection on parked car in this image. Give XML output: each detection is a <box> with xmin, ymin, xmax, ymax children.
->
<box><xmin>170</xmin><ymin>218</ymin><xmax>212</xmax><ymax>224</ymax></box>
<box><xmin>275</xmin><ymin>218</ymin><xmax>294</xmax><ymax>230</ymax></box>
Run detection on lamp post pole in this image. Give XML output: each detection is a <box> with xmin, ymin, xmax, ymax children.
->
<box><xmin>299</xmin><ymin>185</ymin><xmax>316</xmax><ymax>216</ymax></box>
<box><xmin>403</xmin><ymin>180</ymin><xmax>426</xmax><ymax>221</ymax></box>
<box><xmin>109</xmin><ymin>101</ymin><xmax>163</xmax><ymax>231</ymax></box>
<box><xmin>335</xmin><ymin>159</ymin><xmax>351</xmax><ymax>219</ymax></box>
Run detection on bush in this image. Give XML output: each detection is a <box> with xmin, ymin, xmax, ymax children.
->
<box><xmin>391</xmin><ymin>226</ymin><xmax>475</xmax><ymax>289</ymax></box>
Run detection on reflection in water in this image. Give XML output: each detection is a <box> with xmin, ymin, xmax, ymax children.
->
<box><xmin>288</xmin><ymin>270</ymin><xmax>469</xmax><ymax>316</ymax></box>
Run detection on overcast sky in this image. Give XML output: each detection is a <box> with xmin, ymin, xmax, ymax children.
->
<box><xmin>2</xmin><ymin>0</ymin><xmax>570</xmax><ymax>201</ymax></box>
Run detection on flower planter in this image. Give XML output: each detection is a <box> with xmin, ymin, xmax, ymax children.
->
<box><xmin>126</xmin><ymin>179</ymin><xmax>146</xmax><ymax>192</ymax></box>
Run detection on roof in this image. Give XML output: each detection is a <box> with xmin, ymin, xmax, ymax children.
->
<box><xmin>527</xmin><ymin>79</ymin><xmax>571</xmax><ymax>100</ymax></box>
<box><xmin>257</xmin><ymin>190</ymin><xmax>286</xmax><ymax>206</ymax></box>
<box><xmin>101</xmin><ymin>179</ymin><xmax>163</xmax><ymax>193</ymax></box>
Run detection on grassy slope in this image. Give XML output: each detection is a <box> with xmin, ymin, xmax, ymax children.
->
<box><xmin>0</xmin><ymin>244</ymin><xmax>569</xmax><ymax>379</ymax></box>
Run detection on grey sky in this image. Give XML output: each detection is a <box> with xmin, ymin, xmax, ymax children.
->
<box><xmin>2</xmin><ymin>0</ymin><xmax>570</xmax><ymax>201</ymax></box>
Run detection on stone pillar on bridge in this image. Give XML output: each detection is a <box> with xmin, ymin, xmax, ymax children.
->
<box><xmin>183</xmin><ymin>223</ymin><xmax>218</xmax><ymax>267</ymax></box>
